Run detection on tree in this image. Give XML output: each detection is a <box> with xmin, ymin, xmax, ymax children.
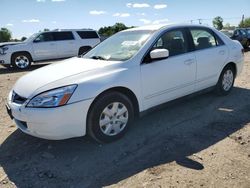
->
<box><xmin>239</xmin><ymin>17</ymin><xmax>250</xmax><ymax>28</ymax></box>
<box><xmin>98</xmin><ymin>23</ymin><xmax>134</xmax><ymax>37</ymax></box>
<box><xmin>223</xmin><ymin>23</ymin><xmax>236</xmax><ymax>30</ymax></box>
<box><xmin>0</xmin><ymin>28</ymin><xmax>12</xmax><ymax>42</ymax></box>
<box><xmin>39</xmin><ymin>28</ymin><xmax>50</xmax><ymax>32</ymax></box>
<box><xmin>21</xmin><ymin>37</ymin><xmax>27</xmax><ymax>41</ymax></box>
<box><xmin>212</xmin><ymin>16</ymin><xmax>223</xmax><ymax>30</ymax></box>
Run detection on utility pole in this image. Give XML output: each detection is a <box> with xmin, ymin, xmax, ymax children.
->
<box><xmin>241</xmin><ymin>14</ymin><xmax>245</xmax><ymax>27</ymax></box>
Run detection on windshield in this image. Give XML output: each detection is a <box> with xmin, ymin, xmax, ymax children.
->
<box><xmin>84</xmin><ymin>30</ymin><xmax>153</xmax><ymax>61</ymax></box>
<box><xmin>24</xmin><ymin>33</ymin><xmax>39</xmax><ymax>42</ymax></box>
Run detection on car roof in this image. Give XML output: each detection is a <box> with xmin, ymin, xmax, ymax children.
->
<box><xmin>42</xmin><ymin>29</ymin><xmax>97</xmax><ymax>33</ymax></box>
<box><xmin>125</xmin><ymin>23</ymin><xmax>214</xmax><ymax>32</ymax></box>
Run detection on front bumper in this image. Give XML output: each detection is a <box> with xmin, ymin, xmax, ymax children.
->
<box><xmin>7</xmin><ymin>98</ymin><xmax>93</xmax><ymax>140</ymax></box>
<box><xmin>0</xmin><ymin>53</ymin><xmax>11</xmax><ymax>65</ymax></box>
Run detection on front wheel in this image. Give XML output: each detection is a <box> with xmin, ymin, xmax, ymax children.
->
<box><xmin>11</xmin><ymin>53</ymin><xmax>32</xmax><ymax>69</ymax></box>
<box><xmin>87</xmin><ymin>92</ymin><xmax>134</xmax><ymax>143</ymax></box>
<box><xmin>215</xmin><ymin>65</ymin><xmax>235</xmax><ymax>95</ymax></box>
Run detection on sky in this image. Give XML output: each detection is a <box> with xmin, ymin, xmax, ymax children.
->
<box><xmin>1</xmin><ymin>0</ymin><xmax>250</xmax><ymax>39</ymax></box>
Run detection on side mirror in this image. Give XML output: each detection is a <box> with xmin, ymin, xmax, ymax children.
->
<box><xmin>150</xmin><ymin>49</ymin><xmax>169</xmax><ymax>60</ymax></box>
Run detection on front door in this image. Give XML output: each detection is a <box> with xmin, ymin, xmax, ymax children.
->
<box><xmin>141</xmin><ymin>29</ymin><xmax>196</xmax><ymax>110</ymax></box>
<box><xmin>32</xmin><ymin>32</ymin><xmax>58</xmax><ymax>60</ymax></box>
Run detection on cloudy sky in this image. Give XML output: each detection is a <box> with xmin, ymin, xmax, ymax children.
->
<box><xmin>1</xmin><ymin>0</ymin><xmax>249</xmax><ymax>39</ymax></box>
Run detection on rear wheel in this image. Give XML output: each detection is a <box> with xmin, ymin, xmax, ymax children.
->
<box><xmin>87</xmin><ymin>92</ymin><xmax>134</xmax><ymax>143</ymax></box>
<box><xmin>244</xmin><ymin>40</ymin><xmax>249</xmax><ymax>49</ymax></box>
<box><xmin>215</xmin><ymin>65</ymin><xmax>235</xmax><ymax>95</ymax></box>
<box><xmin>11</xmin><ymin>53</ymin><xmax>32</xmax><ymax>69</ymax></box>
<box><xmin>78</xmin><ymin>46</ymin><xmax>92</xmax><ymax>56</ymax></box>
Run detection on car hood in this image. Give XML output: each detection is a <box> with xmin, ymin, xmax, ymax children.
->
<box><xmin>0</xmin><ymin>42</ymin><xmax>24</xmax><ymax>48</ymax></box>
<box><xmin>13</xmin><ymin>57</ymin><xmax>120</xmax><ymax>98</ymax></box>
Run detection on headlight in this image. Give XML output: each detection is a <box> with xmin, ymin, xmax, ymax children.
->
<box><xmin>27</xmin><ymin>85</ymin><xmax>77</xmax><ymax>108</ymax></box>
<box><xmin>0</xmin><ymin>47</ymin><xmax>9</xmax><ymax>55</ymax></box>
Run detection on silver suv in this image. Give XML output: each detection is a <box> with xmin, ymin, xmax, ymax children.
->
<box><xmin>0</xmin><ymin>29</ymin><xmax>100</xmax><ymax>69</ymax></box>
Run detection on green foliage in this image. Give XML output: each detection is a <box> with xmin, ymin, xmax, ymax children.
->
<box><xmin>239</xmin><ymin>17</ymin><xmax>250</xmax><ymax>28</ymax></box>
<box><xmin>213</xmin><ymin>16</ymin><xmax>224</xmax><ymax>30</ymax></box>
<box><xmin>223</xmin><ymin>23</ymin><xmax>236</xmax><ymax>30</ymax></box>
<box><xmin>98</xmin><ymin>23</ymin><xmax>134</xmax><ymax>37</ymax></box>
<box><xmin>21</xmin><ymin>37</ymin><xmax>27</xmax><ymax>41</ymax></box>
<box><xmin>0</xmin><ymin>28</ymin><xmax>12</xmax><ymax>42</ymax></box>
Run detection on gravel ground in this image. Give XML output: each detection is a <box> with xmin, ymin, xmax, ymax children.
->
<box><xmin>0</xmin><ymin>52</ymin><xmax>249</xmax><ymax>188</ymax></box>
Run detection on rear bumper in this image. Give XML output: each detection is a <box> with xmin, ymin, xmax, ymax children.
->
<box><xmin>7</xmin><ymin>98</ymin><xmax>93</xmax><ymax>140</ymax></box>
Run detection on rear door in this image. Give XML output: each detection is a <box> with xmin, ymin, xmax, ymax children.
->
<box><xmin>188</xmin><ymin>27</ymin><xmax>228</xmax><ymax>90</ymax></box>
<box><xmin>53</xmin><ymin>31</ymin><xmax>77</xmax><ymax>58</ymax></box>
<box><xmin>32</xmin><ymin>32</ymin><xmax>58</xmax><ymax>60</ymax></box>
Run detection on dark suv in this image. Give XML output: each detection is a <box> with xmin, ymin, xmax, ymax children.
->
<box><xmin>231</xmin><ymin>28</ymin><xmax>249</xmax><ymax>49</ymax></box>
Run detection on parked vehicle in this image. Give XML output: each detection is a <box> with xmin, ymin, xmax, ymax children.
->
<box><xmin>0</xmin><ymin>29</ymin><xmax>100</xmax><ymax>69</ymax></box>
<box><xmin>242</xmin><ymin>27</ymin><xmax>250</xmax><ymax>43</ymax></box>
<box><xmin>231</xmin><ymin>28</ymin><xmax>249</xmax><ymax>48</ymax></box>
<box><xmin>6</xmin><ymin>24</ymin><xmax>244</xmax><ymax>143</ymax></box>
<box><xmin>220</xmin><ymin>29</ymin><xmax>234</xmax><ymax>38</ymax></box>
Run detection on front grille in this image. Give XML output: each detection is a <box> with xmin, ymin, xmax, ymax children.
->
<box><xmin>12</xmin><ymin>91</ymin><xmax>27</xmax><ymax>104</ymax></box>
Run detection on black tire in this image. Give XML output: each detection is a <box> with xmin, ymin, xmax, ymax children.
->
<box><xmin>87</xmin><ymin>91</ymin><xmax>134</xmax><ymax>143</ymax></box>
<box><xmin>11</xmin><ymin>52</ymin><xmax>32</xmax><ymax>69</ymax></box>
<box><xmin>215</xmin><ymin>64</ymin><xmax>235</xmax><ymax>95</ymax></box>
<box><xmin>244</xmin><ymin>40</ymin><xmax>249</xmax><ymax>49</ymax></box>
<box><xmin>78</xmin><ymin>46</ymin><xmax>92</xmax><ymax>56</ymax></box>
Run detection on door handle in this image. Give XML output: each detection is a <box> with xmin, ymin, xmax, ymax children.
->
<box><xmin>184</xmin><ymin>59</ymin><xmax>194</xmax><ymax>65</ymax></box>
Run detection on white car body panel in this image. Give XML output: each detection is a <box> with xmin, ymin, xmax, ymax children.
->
<box><xmin>6</xmin><ymin>24</ymin><xmax>244</xmax><ymax>140</ymax></box>
<box><xmin>32</xmin><ymin>41</ymin><xmax>58</xmax><ymax>60</ymax></box>
<box><xmin>141</xmin><ymin>52</ymin><xmax>196</xmax><ymax>109</ymax></box>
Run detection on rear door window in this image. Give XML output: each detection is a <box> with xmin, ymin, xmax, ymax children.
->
<box><xmin>53</xmin><ymin>32</ymin><xmax>74</xmax><ymax>41</ymax></box>
<box><xmin>190</xmin><ymin>29</ymin><xmax>217</xmax><ymax>50</ymax></box>
<box><xmin>77</xmin><ymin>31</ymin><xmax>99</xmax><ymax>39</ymax></box>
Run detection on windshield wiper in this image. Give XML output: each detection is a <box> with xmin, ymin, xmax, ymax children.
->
<box><xmin>90</xmin><ymin>55</ymin><xmax>107</xmax><ymax>60</ymax></box>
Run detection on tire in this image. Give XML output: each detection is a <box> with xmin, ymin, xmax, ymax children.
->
<box><xmin>11</xmin><ymin>52</ymin><xmax>32</xmax><ymax>69</ymax></box>
<box><xmin>87</xmin><ymin>91</ymin><xmax>134</xmax><ymax>143</ymax></box>
<box><xmin>215</xmin><ymin>65</ymin><xmax>235</xmax><ymax>95</ymax></box>
<box><xmin>244</xmin><ymin>40</ymin><xmax>249</xmax><ymax>49</ymax></box>
<box><xmin>78</xmin><ymin>46</ymin><xmax>92</xmax><ymax>56</ymax></box>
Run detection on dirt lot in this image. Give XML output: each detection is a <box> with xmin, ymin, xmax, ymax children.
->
<box><xmin>0</xmin><ymin>52</ymin><xmax>250</xmax><ymax>188</ymax></box>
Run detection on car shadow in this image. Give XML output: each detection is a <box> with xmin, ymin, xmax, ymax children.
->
<box><xmin>0</xmin><ymin>63</ymin><xmax>49</xmax><ymax>75</ymax></box>
<box><xmin>0</xmin><ymin>87</ymin><xmax>250</xmax><ymax>188</ymax></box>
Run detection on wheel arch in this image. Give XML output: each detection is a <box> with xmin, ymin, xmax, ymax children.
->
<box><xmin>88</xmin><ymin>86</ymin><xmax>140</xmax><ymax>118</ymax></box>
<box><xmin>223</xmin><ymin>62</ymin><xmax>237</xmax><ymax>76</ymax></box>
<box><xmin>11</xmin><ymin>51</ymin><xmax>33</xmax><ymax>62</ymax></box>
<box><xmin>78</xmin><ymin>46</ymin><xmax>92</xmax><ymax>55</ymax></box>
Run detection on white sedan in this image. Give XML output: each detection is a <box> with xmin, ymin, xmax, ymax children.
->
<box><xmin>6</xmin><ymin>24</ymin><xmax>244</xmax><ymax>143</ymax></box>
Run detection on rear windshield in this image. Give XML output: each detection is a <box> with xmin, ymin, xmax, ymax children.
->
<box><xmin>77</xmin><ymin>31</ymin><xmax>99</xmax><ymax>39</ymax></box>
